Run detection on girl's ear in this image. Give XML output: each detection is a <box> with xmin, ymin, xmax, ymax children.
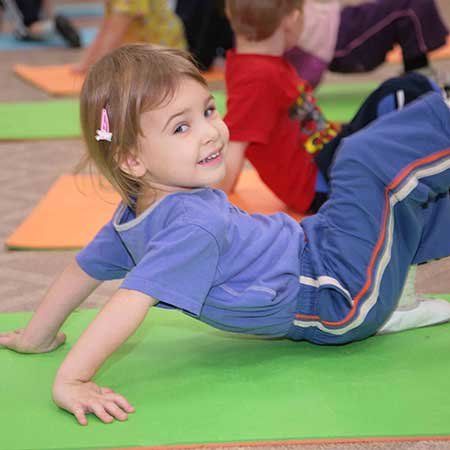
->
<box><xmin>119</xmin><ymin>152</ymin><xmax>147</xmax><ymax>178</ymax></box>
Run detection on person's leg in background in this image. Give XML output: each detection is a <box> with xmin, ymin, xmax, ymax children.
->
<box><xmin>176</xmin><ymin>0</ymin><xmax>233</xmax><ymax>70</ymax></box>
<box><xmin>0</xmin><ymin>0</ymin><xmax>80</xmax><ymax>47</ymax></box>
<box><xmin>315</xmin><ymin>72</ymin><xmax>442</xmax><ymax>182</ymax></box>
<box><xmin>330</xmin><ymin>0</ymin><xmax>448</xmax><ymax>76</ymax></box>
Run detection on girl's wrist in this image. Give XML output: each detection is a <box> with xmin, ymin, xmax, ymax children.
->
<box><xmin>18</xmin><ymin>333</ymin><xmax>46</xmax><ymax>352</ymax></box>
<box><xmin>22</xmin><ymin>328</ymin><xmax>58</xmax><ymax>352</ymax></box>
<box><xmin>54</xmin><ymin>372</ymin><xmax>85</xmax><ymax>390</ymax></box>
<box><xmin>55</xmin><ymin>362</ymin><xmax>94</xmax><ymax>385</ymax></box>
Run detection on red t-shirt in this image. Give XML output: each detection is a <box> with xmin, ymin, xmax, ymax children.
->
<box><xmin>225</xmin><ymin>50</ymin><xmax>335</xmax><ymax>213</ymax></box>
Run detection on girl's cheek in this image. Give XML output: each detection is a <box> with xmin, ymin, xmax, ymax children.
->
<box><xmin>223</xmin><ymin>123</ymin><xmax>230</xmax><ymax>141</ymax></box>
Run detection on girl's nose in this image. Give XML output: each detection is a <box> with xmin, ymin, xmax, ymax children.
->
<box><xmin>202</xmin><ymin>120</ymin><xmax>220</xmax><ymax>144</ymax></box>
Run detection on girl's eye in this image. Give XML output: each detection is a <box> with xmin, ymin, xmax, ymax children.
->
<box><xmin>205</xmin><ymin>105</ymin><xmax>216</xmax><ymax>118</ymax></box>
<box><xmin>174</xmin><ymin>124</ymin><xmax>189</xmax><ymax>134</ymax></box>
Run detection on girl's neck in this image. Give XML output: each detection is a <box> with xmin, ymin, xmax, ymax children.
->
<box><xmin>134</xmin><ymin>185</ymin><xmax>166</xmax><ymax>216</ymax></box>
<box><xmin>235</xmin><ymin>29</ymin><xmax>286</xmax><ymax>57</ymax></box>
<box><xmin>134</xmin><ymin>184</ymin><xmax>198</xmax><ymax>216</ymax></box>
<box><xmin>135</xmin><ymin>192</ymin><xmax>158</xmax><ymax>217</ymax></box>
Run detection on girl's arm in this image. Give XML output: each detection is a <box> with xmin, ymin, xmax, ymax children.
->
<box><xmin>0</xmin><ymin>259</ymin><xmax>101</xmax><ymax>353</ymax></box>
<box><xmin>52</xmin><ymin>288</ymin><xmax>156</xmax><ymax>425</ymax></box>
<box><xmin>71</xmin><ymin>12</ymin><xmax>133</xmax><ymax>74</ymax></box>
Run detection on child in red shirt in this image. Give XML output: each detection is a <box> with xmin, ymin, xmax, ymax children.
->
<box><xmin>220</xmin><ymin>0</ymin><xmax>335</xmax><ymax>213</ymax></box>
<box><xmin>225</xmin><ymin>49</ymin><xmax>337</xmax><ymax>213</ymax></box>
<box><xmin>220</xmin><ymin>0</ymin><xmax>440</xmax><ymax>214</ymax></box>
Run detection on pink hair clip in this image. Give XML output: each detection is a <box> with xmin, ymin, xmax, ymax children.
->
<box><xmin>95</xmin><ymin>108</ymin><xmax>113</xmax><ymax>142</ymax></box>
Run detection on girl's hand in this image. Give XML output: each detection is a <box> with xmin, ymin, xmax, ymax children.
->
<box><xmin>52</xmin><ymin>379</ymin><xmax>135</xmax><ymax>425</ymax></box>
<box><xmin>0</xmin><ymin>329</ymin><xmax>66</xmax><ymax>353</ymax></box>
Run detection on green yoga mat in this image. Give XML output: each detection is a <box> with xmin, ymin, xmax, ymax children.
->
<box><xmin>0</xmin><ymin>99</ymin><xmax>80</xmax><ymax>140</ymax></box>
<box><xmin>1</xmin><ymin>297</ymin><xmax>450</xmax><ymax>450</ymax></box>
<box><xmin>0</xmin><ymin>94</ymin><xmax>225</xmax><ymax>141</ymax></box>
<box><xmin>316</xmin><ymin>81</ymin><xmax>378</xmax><ymax>122</ymax></box>
<box><xmin>0</xmin><ymin>84</ymin><xmax>377</xmax><ymax>140</ymax></box>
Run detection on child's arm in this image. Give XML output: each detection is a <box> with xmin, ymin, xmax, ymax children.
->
<box><xmin>71</xmin><ymin>13</ymin><xmax>133</xmax><ymax>74</ymax></box>
<box><xmin>52</xmin><ymin>289</ymin><xmax>156</xmax><ymax>425</ymax></box>
<box><xmin>214</xmin><ymin>140</ymin><xmax>248</xmax><ymax>193</ymax></box>
<box><xmin>0</xmin><ymin>259</ymin><xmax>101</xmax><ymax>353</ymax></box>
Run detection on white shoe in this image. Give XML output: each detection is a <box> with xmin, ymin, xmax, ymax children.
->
<box><xmin>377</xmin><ymin>298</ymin><xmax>450</xmax><ymax>335</ymax></box>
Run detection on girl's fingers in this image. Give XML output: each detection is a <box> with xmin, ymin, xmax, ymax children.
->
<box><xmin>100</xmin><ymin>387</ymin><xmax>114</xmax><ymax>394</ymax></box>
<box><xmin>0</xmin><ymin>334</ymin><xmax>16</xmax><ymax>348</ymax></box>
<box><xmin>0</xmin><ymin>329</ymin><xmax>22</xmax><ymax>337</ymax></box>
<box><xmin>103</xmin><ymin>401</ymin><xmax>129</xmax><ymax>421</ymax></box>
<box><xmin>67</xmin><ymin>388</ymin><xmax>134</xmax><ymax>425</ymax></box>
<box><xmin>90</xmin><ymin>402</ymin><xmax>114</xmax><ymax>424</ymax></box>
<box><xmin>107</xmin><ymin>393</ymin><xmax>135</xmax><ymax>413</ymax></box>
<box><xmin>72</xmin><ymin>405</ymin><xmax>88</xmax><ymax>426</ymax></box>
<box><xmin>56</xmin><ymin>333</ymin><xmax>67</xmax><ymax>344</ymax></box>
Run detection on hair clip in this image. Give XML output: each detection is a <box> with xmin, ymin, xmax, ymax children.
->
<box><xmin>95</xmin><ymin>108</ymin><xmax>112</xmax><ymax>142</ymax></box>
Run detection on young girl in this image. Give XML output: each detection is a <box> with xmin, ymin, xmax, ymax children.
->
<box><xmin>1</xmin><ymin>44</ymin><xmax>450</xmax><ymax>426</ymax></box>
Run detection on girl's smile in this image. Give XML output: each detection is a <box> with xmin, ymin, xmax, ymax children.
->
<box><xmin>197</xmin><ymin>149</ymin><xmax>224</xmax><ymax>166</ymax></box>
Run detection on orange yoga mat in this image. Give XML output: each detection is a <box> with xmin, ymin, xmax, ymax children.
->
<box><xmin>13</xmin><ymin>64</ymin><xmax>224</xmax><ymax>96</ymax></box>
<box><xmin>15</xmin><ymin>36</ymin><xmax>450</xmax><ymax>97</ymax></box>
<box><xmin>387</xmin><ymin>36</ymin><xmax>450</xmax><ymax>63</ymax></box>
<box><xmin>13</xmin><ymin>64</ymin><xmax>85</xmax><ymax>96</ymax></box>
<box><xmin>5</xmin><ymin>169</ymin><xmax>301</xmax><ymax>250</ymax></box>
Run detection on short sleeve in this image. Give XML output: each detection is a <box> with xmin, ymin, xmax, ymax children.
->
<box><xmin>76</xmin><ymin>220</ymin><xmax>134</xmax><ymax>280</ymax></box>
<box><xmin>109</xmin><ymin>0</ymin><xmax>148</xmax><ymax>16</ymax></box>
<box><xmin>225</xmin><ymin>77</ymin><xmax>281</xmax><ymax>145</ymax></box>
<box><xmin>120</xmin><ymin>224</ymin><xmax>220</xmax><ymax>316</ymax></box>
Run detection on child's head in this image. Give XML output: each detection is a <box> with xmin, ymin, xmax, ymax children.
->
<box><xmin>80</xmin><ymin>44</ymin><xmax>228</xmax><ymax>207</ymax></box>
<box><xmin>226</xmin><ymin>0</ymin><xmax>303</xmax><ymax>46</ymax></box>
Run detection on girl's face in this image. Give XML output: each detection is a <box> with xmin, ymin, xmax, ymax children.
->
<box><xmin>131</xmin><ymin>78</ymin><xmax>229</xmax><ymax>199</ymax></box>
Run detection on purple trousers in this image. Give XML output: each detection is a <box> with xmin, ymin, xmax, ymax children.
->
<box><xmin>286</xmin><ymin>0</ymin><xmax>448</xmax><ymax>87</ymax></box>
<box><xmin>330</xmin><ymin>0</ymin><xmax>448</xmax><ymax>73</ymax></box>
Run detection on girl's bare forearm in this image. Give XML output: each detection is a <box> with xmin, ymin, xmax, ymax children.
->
<box><xmin>76</xmin><ymin>13</ymin><xmax>132</xmax><ymax>71</ymax></box>
<box><xmin>22</xmin><ymin>259</ymin><xmax>101</xmax><ymax>348</ymax></box>
<box><xmin>55</xmin><ymin>289</ymin><xmax>155</xmax><ymax>383</ymax></box>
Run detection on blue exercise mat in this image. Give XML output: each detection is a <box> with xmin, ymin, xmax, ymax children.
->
<box><xmin>0</xmin><ymin>27</ymin><xmax>97</xmax><ymax>51</ymax></box>
<box><xmin>54</xmin><ymin>2</ymin><xmax>104</xmax><ymax>18</ymax></box>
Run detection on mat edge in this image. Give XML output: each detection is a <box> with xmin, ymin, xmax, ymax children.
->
<box><xmin>91</xmin><ymin>434</ymin><xmax>450</xmax><ymax>450</ymax></box>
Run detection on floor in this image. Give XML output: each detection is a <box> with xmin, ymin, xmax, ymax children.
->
<box><xmin>0</xmin><ymin>1</ymin><xmax>449</xmax><ymax>450</ymax></box>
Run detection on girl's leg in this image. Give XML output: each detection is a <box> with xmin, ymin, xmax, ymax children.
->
<box><xmin>290</xmin><ymin>93</ymin><xmax>450</xmax><ymax>344</ymax></box>
<box><xmin>329</xmin><ymin>0</ymin><xmax>448</xmax><ymax>74</ymax></box>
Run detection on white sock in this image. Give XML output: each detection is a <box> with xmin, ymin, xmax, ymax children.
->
<box><xmin>395</xmin><ymin>265</ymin><xmax>419</xmax><ymax>310</ymax></box>
<box><xmin>377</xmin><ymin>265</ymin><xmax>450</xmax><ymax>335</ymax></box>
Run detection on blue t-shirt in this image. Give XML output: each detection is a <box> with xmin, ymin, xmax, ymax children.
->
<box><xmin>77</xmin><ymin>189</ymin><xmax>305</xmax><ymax>337</ymax></box>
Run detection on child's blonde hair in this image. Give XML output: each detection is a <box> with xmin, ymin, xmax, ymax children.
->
<box><xmin>79</xmin><ymin>44</ymin><xmax>207</xmax><ymax>206</ymax></box>
<box><xmin>226</xmin><ymin>0</ymin><xmax>304</xmax><ymax>41</ymax></box>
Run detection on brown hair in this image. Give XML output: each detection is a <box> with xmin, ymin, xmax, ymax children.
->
<box><xmin>78</xmin><ymin>44</ymin><xmax>207</xmax><ymax>206</ymax></box>
<box><xmin>226</xmin><ymin>0</ymin><xmax>303</xmax><ymax>41</ymax></box>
